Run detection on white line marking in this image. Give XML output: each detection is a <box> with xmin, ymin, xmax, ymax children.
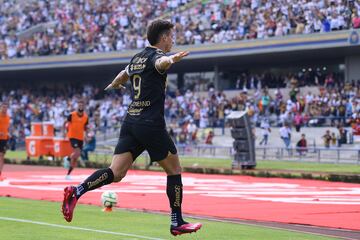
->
<box><xmin>0</xmin><ymin>216</ymin><xmax>165</xmax><ymax>240</ymax></box>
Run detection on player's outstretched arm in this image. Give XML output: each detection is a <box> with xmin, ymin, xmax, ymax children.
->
<box><xmin>104</xmin><ymin>69</ymin><xmax>129</xmax><ymax>91</ymax></box>
<box><xmin>155</xmin><ymin>51</ymin><xmax>189</xmax><ymax>73</ymax></box>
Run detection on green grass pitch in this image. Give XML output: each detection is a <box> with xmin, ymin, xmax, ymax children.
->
<box><xmin>0</xmin><ymin>197</ymin><xmax>336</xmax><ymax>240</ymax></box>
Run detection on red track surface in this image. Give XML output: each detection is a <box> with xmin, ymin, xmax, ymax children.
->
<box><xmin>1</xmin><ymin>165</ymin><xmax>360</xmax><ymax>230</ymax></box>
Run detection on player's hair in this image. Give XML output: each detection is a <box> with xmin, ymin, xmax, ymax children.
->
<box><xmin>147</xmin><ymin>20</ymin><xmax>174</xmax><ymax>46</ymax></box>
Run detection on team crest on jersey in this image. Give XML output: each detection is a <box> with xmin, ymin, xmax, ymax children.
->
<box><xmin>132</xmin><ymin>57</ymin><xmax>147</xmax><ymax>64</ymax></box>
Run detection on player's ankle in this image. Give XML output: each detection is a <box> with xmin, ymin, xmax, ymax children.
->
<box><xmin>171</xmin><ymin>212</ymin><xmax>187</xmax><ymax>227</ymax></box>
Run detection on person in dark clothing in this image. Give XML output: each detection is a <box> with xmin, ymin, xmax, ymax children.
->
<box><xmin>61</xmin><ymin>20</ymin><xmax>202</xmax><ymax>236</ymax></box>
<box><xmin>296</xmin><ymin>134</ymin><xmax>307</xmax><ymax>155</ymax></box>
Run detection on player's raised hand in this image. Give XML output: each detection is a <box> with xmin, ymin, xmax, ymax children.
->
<box><xmin>171</xmin><ymin>51</ymin><xmax>189</xmax><ymax>63</ymax></box>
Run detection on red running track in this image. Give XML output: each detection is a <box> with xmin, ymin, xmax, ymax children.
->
<box><xmin>1</xmin><ymin>165</ymin><xmax>360</xmax><ymax>230</ymax></box>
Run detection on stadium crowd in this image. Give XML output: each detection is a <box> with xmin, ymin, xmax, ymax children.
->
<box><xmin>234</xmin><ymin>69</ymin><xmax>344</xmax><ymax>90</ymax></box>
<box><xmin>1</xmin><ymin>0</ymin><xmax>360</xmax><ymax>59</ymax></box>
<box><xmin>1</xmin><ymin>75</ymin><xmax>359</xmax><ymax>146</ymax></box>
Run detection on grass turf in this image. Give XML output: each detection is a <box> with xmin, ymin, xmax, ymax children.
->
<box><xmin>0</xmin><ymin>197</ymin><xmax>336</xmax><ymax>240</ymax></box>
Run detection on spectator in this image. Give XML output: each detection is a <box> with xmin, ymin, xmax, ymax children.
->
<box><xmin>338</xmin><ymin>126</ymin><xmax>348</xmax><ymax>145</ymax></box>
<box><xmin>260</xmin><ymin>89</ymin><xmax>270</xmax><ymax>115</ymax></box>
<box><xmin>322</xmin><ymin>130</ymin><xmax>332</xmax><ymax>148</ymax></box>
<box><xmin>178</xmin><ymin>129</ymin><xmax>187</xmax><ymax>146</ymax></box>
<box><xmin>259</xmin><ymin>118</ymin><xmax>271</xmax><ymax>145</ymax></box>
<box><xmin>81</xmin><ymin>132</ymin><xmax>96</xmax><ymax>162</ymax></box>
<box><xmin>296</xmin><ymin>134</ymin><xmax>307</xmax><ymax>155</ymax></box>
<box><xmin>7</xmin><ymin>133</ymin><xmax>17</xmax><ymax>151</ymax></box>
<box><xmin>279</xmin><ymin>122</ymin><xmax>291</xmax><ymax>148</ymax></box>
<box><xmin>352</xmin><ymin>12</ymin><xmax>360</xmax><ymax>29</ymax></box>
<box><xmin>294</xmin><ymin>112</ymin><xmax>303</xmax><ymax>132</ymax></box>
<box><xmin>187</xmin><ymin>120</ymin><xmax>198</xmax><ymax>145</ymax></box>
<box><xmin>205</xmin><ymin>130</ymin><xmax>214</xmax><ymax>145</ymax></box>
<box><xmin>331</xmin><ymin>132</ymin><xmax>337</xmax><ymax>147</ymax></box>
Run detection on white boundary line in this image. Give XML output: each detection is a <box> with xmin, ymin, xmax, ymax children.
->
<box><xmin>187</xmin><ymin>215</ymin><xmax>357</xmax><ymax>240</ymax></box>
<box><xmin>119</xmin><ymin>208</ymin><xmax>359</xmax><ymax>240</ymax></box>
<box><xmin>0</xmin><ymin>216</ymin><xmax>165</xmax><ymax>240</ymax></box>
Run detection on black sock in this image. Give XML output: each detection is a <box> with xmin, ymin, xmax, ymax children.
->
<box><xmin>75</xmin><ymin>168</ymin><xmax>114</xmax><ymax>199</ymax></box>
<box><xmin>167</xmin><ymin>174</ymin><xmax>186</xmax><ymax>227</ymax></box>
<box><xmin>67</xmin><ymin>167</ymin><xmax>73</xmax><ymax>175</ymax></box>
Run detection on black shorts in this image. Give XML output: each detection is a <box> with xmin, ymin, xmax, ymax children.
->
<box><xmin>114</xmin><ymin>122</ymin><xmax>177</xmax><ymax>162</ymax></box>
<box><xmin>69</xmin><ymin>138</ymin><xmax>83</xmax><ymax>150</ymax></box>
<box><xmin>0</xmin><ymin>140</ymin><xmax>7</xmax><ymax>153</ymax></box>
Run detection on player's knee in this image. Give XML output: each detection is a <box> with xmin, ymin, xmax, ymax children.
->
<box><xmin>112</xmin><ymin>170</ymin><xmax>126</xmax><ymax>182</ymax></box>
<box><xmin>110</xmin><ymin>165</ymin><xmax>127</xmax><ymax>182</ymax></box>
<box><xmin>75</xmin><ymin>149</ymin><xmax>81</xmax><ymax>155</ymax></box>
<box><xmin>174</xmin><ymin>165</ymin><xmax>182</xmax><ymax>174</ymax></box>
<box><xmin>72</xmin><ymin>151</ymin><xmax>80</xmax><ymax>159</ymax></box>
<box><xmin>166</xmin><ymin>165</ymin><xmax>182</xmax><ymax>175</ymax></box>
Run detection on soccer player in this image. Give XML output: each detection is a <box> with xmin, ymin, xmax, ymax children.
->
<box><xmin>63</xmin><ymin>100</ymin><xmax>88</xmax><ymax>179</ymax></box>
<box><xmin>0</xmin><ymin>102</ymin><xmax>10</xmax><ymax>181</ymax></box>
<box><xmin>62</xmin><ymin>20</ymin><xmax>202</xmax><ymax>236</ymax></box>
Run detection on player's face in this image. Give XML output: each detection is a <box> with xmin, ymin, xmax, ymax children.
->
<box><xmin>164</xmin><ymin>29</ymin><xmax>174</xmax><ymax>53</ymax></box>
<box><xmin>0</xmin><ymin>104</ymin><xmax>7</xmax><ymax>114</ymax></box>
<box><xmin>78</xmin><ymin>102</ymin><xmax>84</xmax><ymax>113</ymax></box>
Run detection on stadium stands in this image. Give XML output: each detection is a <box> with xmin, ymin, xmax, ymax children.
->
<box><xmin>0</xmin><ymin>0</ymin><xmax>360</xmax><ymax>59</ymax></box>
<box><xmin>1</xmin><ymin>77</ymin><xmax>359</xmax><ymax>147</ymax></box>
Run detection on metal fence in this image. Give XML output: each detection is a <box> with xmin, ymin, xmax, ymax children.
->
<box><xmin>256</xmin><ymin>146</ymin><xmax>360</xmax><ymax>164</ymax></box>
<box><xmin>156</xmin><ymin>145</ymin><xmax>360</xmax><ymax>164</ymax></box>
<box><xmin>176</xmin><ymin>145</ymin><xmax>360</xmax><ymax>164</ymax></box>
<box><xmin>92</xmin><ymin>145</ymin><xmax>360</xmax><ymax>164</ymax></box>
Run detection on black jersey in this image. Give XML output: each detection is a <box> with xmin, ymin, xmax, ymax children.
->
<box><xmin>124</xmin><ymin>46</ymin><xmax>168</xmax><ymax>128</ymax></box>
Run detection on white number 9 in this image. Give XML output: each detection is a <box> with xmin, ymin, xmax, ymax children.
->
<box><xmin>133</xmin><ymin>75</ymin><xmax>142</xmax><ymax>99</ymax></box>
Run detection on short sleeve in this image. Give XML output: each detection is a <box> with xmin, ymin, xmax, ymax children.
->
<box><xmin>151</xmin><ymin>49</ymin><xmax>166</xmax><ymax>65</ymax></box>
<box><xmin>124</xmin><ymin>65</ymin><xmax>130</xmax><ymax>75</ymax></box>
<box><xmin>151</xmin><ymin>49</ymin><xmax>166</xmax><ymax>74</ymax></box>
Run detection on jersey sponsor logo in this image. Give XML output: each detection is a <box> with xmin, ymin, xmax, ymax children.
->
<box><xmin>127</xmin><ymin>108</ymin><xmax>143</xmax><ymax>116</ymax></box>
<box><xmin>130</xmin><ymin>64</ymin><xmax>146</xmax><ymax>71</ymax></box>
<box><xmin>130</xmin><ymin>101</ymin><xmax>151</xmax><ymax>107</ymax></box>
<box><xmin>133</xmin><ymin>57</ymin><xmax>148</xmax><ymax>64</ymax></box>
<box><xmin>130</xmin><ymin>57</ymin><xmax>148</xmax><ymax>72</ymax></box>
<box><xmin>127</xmin><ymin>101</ymin><xmax>150</xmax><ymax>115</ymax></box>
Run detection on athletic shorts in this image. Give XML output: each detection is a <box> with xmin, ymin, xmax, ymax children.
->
<box><xmin>0</xmin><ymin>140</ymin><xmax>7</xmax><ymax>153</ymax></box>
<box><xmin>114</xmin><ymin>122</ymin><xmax>177</xmax><ymax>162</ymax></box>
<box><xmin>69</xmin><ymin>138</ymin><xmax>83</xmax><ymax>150</ymax></box>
